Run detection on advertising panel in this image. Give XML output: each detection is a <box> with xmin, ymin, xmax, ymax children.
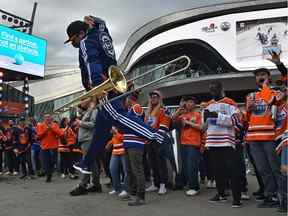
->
<box><xmin>127</xmin><ymin>8</ymin><xmax>288</xmax><ymax>71</ymax></box>
<box><xmin>236</xmin><ymin>16</ymin><xmax>287</xmax><ymax>63</ymax></box>
<box><xmin>0</xmin><ymin>24</ymin><xmax>47</xmax><ymax>78</ymax></box>
<box><xmin>0</xmin><ymin>101</ymin><xmax>25</xmax><ymax>116</ymax></box>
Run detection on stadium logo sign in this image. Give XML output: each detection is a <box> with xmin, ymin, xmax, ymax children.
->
<box><xmin>202</xmin><ymin>23</ymin><xmax>218</xmax><ymax>33</ymax></box>
<box><xmin>220</xmin><ymin>22</ymin><xmax>231</xmax><ymax>31</ymax></box>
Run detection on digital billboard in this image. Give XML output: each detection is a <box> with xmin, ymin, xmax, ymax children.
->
<box><xmin>236</xmin><ymin>16</ymin><xmax>287</xmax><ymax>63</ymax></box>
<box><xmin>126</xmin><ymin>7</ymin><xmax>288</xmax><ymax>71</ymax></box>
<box><xmin>0</xmin><ymin>24</ymin><xmax>47</xmax><ymax>78</ymax></box>
<box><xmin>0</xmin><ymin>101</ymin><xmax>25</xmax><ymax>116</ymax></box>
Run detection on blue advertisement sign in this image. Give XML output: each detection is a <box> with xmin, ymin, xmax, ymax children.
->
<box><xmin>0</xmin><ymin>24</ymin><xmax>47</xmax><ymax>77</ymax></box>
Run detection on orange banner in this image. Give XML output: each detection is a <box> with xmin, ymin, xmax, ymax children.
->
<box><xmin>0</xmin><ymin>101</ymin><xmax>25</xmax><ymax>115</ymax></box>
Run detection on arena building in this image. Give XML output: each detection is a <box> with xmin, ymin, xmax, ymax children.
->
<box><xmin>119</xmin><ymin>0</ymin><xmax>287</xmax><ymax>105</ymax></box>
<box><xmin>10</xmin><ymin>0</ymin><xmax>287</xmax><ymax>118</ymax></box>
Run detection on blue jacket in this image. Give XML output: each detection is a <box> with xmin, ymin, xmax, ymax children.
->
<box><xmin>123</xmin><ymin>105</ymin><xmax>147</xmax><ymax>150</ymax></box>
<box><xmin>79</xmin><ymin>17</ymin><xmax>117</xmax><ymax>90</ymax></box>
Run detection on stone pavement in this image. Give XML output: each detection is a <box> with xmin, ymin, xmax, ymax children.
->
<box><xmin>0</xmin><ymin>175</ymin><xmax>280</xmax><ymax>216</ymax></box>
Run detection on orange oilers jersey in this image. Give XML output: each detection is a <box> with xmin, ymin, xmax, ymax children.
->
<box><xmin>178</xmin><ymin>111</ymin><xmax>202</xmax><ymax>147</ymax></box>
<box><xmin>245</xmin><ymin>85</ymin><xmax>277</xmax><ymax>142</ymax></box>
<box><xmin>275</xmin><ymin>101</ymin><xmax>288</xmax><ymax>155</ymax></box>
<box><xmin>108</xmin><ymin>132</ymin><xmax>125</xmax><ymax>155</ymax></box>
<box><xmin>37</xmin><ymin>122</ymin><xmax>63</xmax><ymax>150</ymax></box>
<box><xmin>204</xmin><ymin>97</ymin><xmax>241</xmax><ymax>148</ymax></box>
<box><xmin>58</xmin><ymin>128</ymin><xmax>76</xmax><ymax>153</ymax></box>
<box><xmin>146</xmin><ymin>108</ymin><xmax>171</xmax><ymax>133</ymax></box>
<box><xmin>275</xmin><ymin>102</ymin><xmax>288</xmax><ymax>139</ymax></box>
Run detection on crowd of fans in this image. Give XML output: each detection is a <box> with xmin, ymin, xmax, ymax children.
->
<box><xmin>0</xmin><ymin>54</ymin><xmax>287</xmax><ymax>212</ymax></box>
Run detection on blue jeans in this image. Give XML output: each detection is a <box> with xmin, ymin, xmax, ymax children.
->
<box><xmin>42</xmin><ymin>149</ymin><xmax>57</xmax><ymax>177</ymax></box>
<box><xmin>180</xmin><ymin>145</ymin><xmax>201</xmax><ymax>190</ymax></box>
<box><xmin>83</xmin><ymin>100</ymin><xmax>163</xmax><ymax>167</ymax></box>
<box><xmin>109</xmin><ymin>154</ymin><xmax>128</xmax><ymax>192</ymax></box>
<box><xmin>32</xmin><ymin>148</ymin><xmax>42</xmax><ymax>172</ymax></box>
<box><xmin>281</xmin><ymin>145</ymin><xmax>288</xmax><ymax>166</ymax></box>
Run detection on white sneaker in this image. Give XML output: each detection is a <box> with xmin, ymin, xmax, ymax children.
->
<box><xmin>4</xmin><ymin>171</ymin><xmax>11</xmax><ymax>175</ymax></box>
<box><xmin>61</xmin><ymin>174</ymin><xmax>66</xmax><ymax>179</ymax></box>
<box><xmin>206</xmin><ymin>180</ymin><xmax>212</xmax><ymax>188</ymax></box>
<box><xmin>0</xmin><ymin>172</ymin><xmax>3</xmax><ymax>175</ymax></box>
<box><xmin>158</xmin><ymin>183</ymin><xmax>167</xmax><ymax>195</ymax></box>
<box><xmin>146</xmin><ymin>184</ymin><xmax>158</xmax><ymax>192</ymax></box>
<box><xmin>186</xmin><ymin>189</ymin><xmax>199</xmax><ymax>196</ymax></box>
<box><xmin>118</xmin><ymin>190</ymin><xmax>128</xmax><ymax>198</ymax></box>
<box><xmin>211</xmin><ymin>181</ymin><xmax>216</xmax><ymax>188</ymax></box>
<box><xmin>241</xmin><ymin>192</ymin><xmax>250</xmax><ymax>201</ymax></box>
<box><xmin>69</xmin><ymin>174</ymin><xmax>78</xmax><ymax>179</ymax></box>
<box><xmin>13</xmin><ymin>171</ymin><xmax>19</xmax><ymax>176</ymax></box>
<box><xmin>109</xmin><ymin>190</ymin><xmax>117</xmax><ymax>195</ymax></box>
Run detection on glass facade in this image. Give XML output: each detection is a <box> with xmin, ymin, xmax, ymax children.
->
<box><xmin>128</xmin><ymin>55</ymin><xmax>229</xmax><ymax>88</ymax></box>
<box><xmin>126</xmin><ymin>41</ymin><xmax>234</xmax><ymax>88</ymax></box>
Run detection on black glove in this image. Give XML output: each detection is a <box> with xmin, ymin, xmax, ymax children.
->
<box><xmin>203</xmin><ymin>110</ymin><xmax>218</xmax><ymax>122</ymax></box>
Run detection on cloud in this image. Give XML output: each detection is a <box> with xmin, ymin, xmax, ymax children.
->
<box><xmin>1</xmin><ymin>0</ymin><xmax>231</xmax><ymax>66</ymax></box>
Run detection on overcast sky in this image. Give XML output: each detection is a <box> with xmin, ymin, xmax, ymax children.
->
<box><xmin>1</xmin><ymin>0</ymin><xmax>232</xmax><ymax>66</ymax></box>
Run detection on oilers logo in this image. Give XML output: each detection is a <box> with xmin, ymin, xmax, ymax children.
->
<box><xmin>146</xmin><ymin>116</ymin><xmax>156</xmax><ymax>127</ymax></box>
<box><xmin>252</xmin><ymin>100</ymin><xmax>268</xmax><ymax>116</ymax></box>
<box><xmin>99</xmin><ymin>32</ymin><xmax>115</xmax><ymax>58</ymax></box>
<box><xmin>275</xmin><ymin>109</ymin><xmax>286</xmax><ymax>129</ymax></box>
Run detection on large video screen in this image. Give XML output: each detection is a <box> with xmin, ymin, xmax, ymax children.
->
<box><xmin>0</xmin><ymin>24</ymin><xmax>47</xmax><ymax>78</ymax></box>
<box><xmin>236</xmin><ymin>16</ymin><xmax>287</xmax><ymax>63</ymax></box>
<box><xmin>126</xmin><ymin>7</ymin><xmax>288</xmax><ymax>72</ymax></box>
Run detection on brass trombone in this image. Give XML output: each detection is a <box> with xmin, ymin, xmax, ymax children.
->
<box><xmin>53</xmin><ymin>55</ymin><xmax>191</xmax><ymax>114</ymax></box>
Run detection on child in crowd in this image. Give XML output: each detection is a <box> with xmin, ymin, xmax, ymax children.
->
<box><xmin>107</xmin><ymin>127</ymin><xmax>128</xmax><ymax>197</ymax></box>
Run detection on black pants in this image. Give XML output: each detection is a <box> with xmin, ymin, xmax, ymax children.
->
<box><xmin>60</xmin><ymin>152</ymin><xmax>74</xmax><ymax>174</ymax></box>
<box><xmin>18</xmin><ymin>150</ymin><xmax>34</xmax><ymax>176</ymax></box>
<box><xmin>201</xmin><ymin>150</ymin><xmax>215</xmax><ymax>181</ymax></box>
<box><xmin>98</xmin><ymin>149</ymin><xmax>111</xmax><ymax>180</ymax></box>
<box><xmin>80</xmin><ymin>158</ymin><xmax>101</xmax><ymax>188</ymax></box>
<box><xmin>42</xmin><ymin>149</ymin><xmax>57</xmax><ymax>178</ymax></box>
<box><xmin>143</xmin><ymin>146</ymin><xmax>151</xmax><ymax>182</ymax></box>
<box><xmin>126</xmin><ymin>148</ymin><xmax>145</xmax><ymax>200</ymax></box>
<box><xmin>246</xmin><ymin>144</ymin><xmax>265</xmax><ymax>193</ymax></box>
<box><xmin>0</xmin><ymin>150</ymin><xmax>3</xmax><ymax>172</ymax></box>
<box><xmin>5</xmin><ymin>150</ymin><xmax>18</xmax><ymax>173</ymax></box>
<box><xmin>209</xmin><ymin>147</ymin><xmax>242</xmax><ymax>202</ymax></box>
<box><xmin>236</xmin><ymin>145</ymin><xmax>248</xmax><ymax>192</ymax></box>
<box><xmin>147</xmin><ymin>141</ymin><xmax>168</xmax><ymax>187</ymax></box>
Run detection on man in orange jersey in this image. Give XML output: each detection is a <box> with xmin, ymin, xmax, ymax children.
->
<box><xmin>174</xmin><ymin>96</ymin><xmax>203</xmax><ymax>196</ymax></box>
<box><xmin>246</xmin><ymin>67</ymin><xmax>282</xmax><ymax>208</ymax></box>
<box><xmin>37</xmin><ymin>114</ymin><xmax>63</xmax><ymax>183</ymax></box>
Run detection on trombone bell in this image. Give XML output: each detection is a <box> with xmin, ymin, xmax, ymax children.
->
<box><xmin>52</xmin><ymin>65</ymin><xmax>127</xmax><ymax>114</ymax></box>
<box><xmin>109</xmin><ymin>65</ymin><xmax>127</xmax><ymax>93</ymax></box>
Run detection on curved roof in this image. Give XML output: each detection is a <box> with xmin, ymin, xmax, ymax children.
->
<box><xmin>11</xmin><ymin>66</ymin><xmax>83</xmax><ymax>104</ymax></box>
<box><xmin>118</xmin><ymin>0</ymin><xmax>287</xmax><ymax>70</ymax></box>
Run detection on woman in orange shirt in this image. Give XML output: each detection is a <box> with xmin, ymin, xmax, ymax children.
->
<box><xmin>59</xmin><ymin>118</ymin><xmax>77</xmax><ymax>179</ymax></box>
<box><xmin>175</xmin><ymin>96</ymin><xmax>203</xmax><ymax>196</ymax></box>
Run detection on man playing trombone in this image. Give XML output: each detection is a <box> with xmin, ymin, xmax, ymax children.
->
<box><xmin>64</xmin><ymin>16</ymin><xmax>168</xmax><ymax>174</ymax></box>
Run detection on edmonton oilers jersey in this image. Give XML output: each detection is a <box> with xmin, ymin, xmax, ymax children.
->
<box><xmin>252</xmin><ymin>99</ymin><xmax>269</xmax><ymax>116</ymax></box>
